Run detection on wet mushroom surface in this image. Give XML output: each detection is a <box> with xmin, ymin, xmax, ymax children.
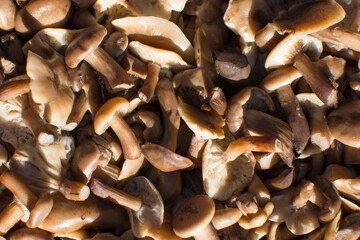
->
<box><xmin>1</xmin><ymin>0</ymin><xmax>360</xmax><ymax>239</ymax></box>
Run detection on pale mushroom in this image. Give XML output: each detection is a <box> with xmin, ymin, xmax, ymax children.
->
<box><xmin>93</xmin><ymin>97</ymin><xmax>141</xmax><ymax>160</ymax></box>
<box><xmin>128</xmin><ymin>0</ymin><xmax>187</xmax><ymax>20</ymax></box>
<box><xmin>112</xmin><ymin>16</ymin><xmax>194</xmax><ymax>63</ymax></box>
<box><xmin>172</xmin><ymin>194</ymin><xmax>219</xmax><ymax>240</ymax></box>
<box><xmin>211</xmin><ymin>208</ymin><xmax>242</xmax><ymax>230</ymax></box>
<box><xmin>7</xmin><ymin>227</ymin><xmax>53</xmax><ymax>240</ymax></box>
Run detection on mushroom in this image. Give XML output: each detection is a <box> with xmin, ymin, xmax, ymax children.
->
<box><xmin>202</xmin><ymin>128</ymin><xmax>256</xmax><ymax>201</ymax></box>
<box><xmin>38</xmin><ymin>194</ymin><xmax>128</xmax><ymax>233</ymax></box>
<box><xmin>328</xmin><ymin>99</ymin><xmax>360</xmax><ymax>148</ymax></box>
<box><xmin>26</xmin><ymin>193</ymin><xmax>53</xmax><ymax>229</ymax></box>
<box><xmin>0</xmin><ymin>74</ymin><xmax>30</xmax><ymax>101</ymax></box>
<box><xmin>14</xmin><ymin>0</ymin><xmax>72</xmax><ymax>36</ymax></box>
<box><xmin>265</xmin><ymin>33</ymin><xmax>338</xmax><ymax>107</ymax></box>
<box><xmin>65</xmin><ymin>24</ymin><xmax>135</xmax><ymax>93</ymax></box>
<box><xmin>269</xmin><ymin>181</ymin><xmax>320</xmax><ymax>235</ymax></box>
<box><xmin>0</xmin><ymin>0</ymin><xmax>17</xmax><ymax>31</ymax></box>
<box><xmin>226</xmin><ymin>86</ymin><xmax>275</xmax><ymax>137</ymax></box>
<box><xmin>6</xmin><ymin>227</ymin><xmax>53</xmax><ymax>240</ymax></box>
<box><xmin>172</xmin><ymin>194</ymin><xmax>219</xmax><ymax>240</ymax></box>
<box><xmin>141</xmin><ymin>143</ymin><xmax>194</xmax><ymax>172</ymax></box>
<box><xmin>0</xmin><ymin>201</ymin><xmax>27</xmax><ymax>235</ymax></box>
<box><xmin>272</xmin><ymin>1</ymin><xmax>345</xmax><ymax>35</ymax></box>
<box><xmin>128</xmin><ymin>41</ymin><xmax>191</xmax><ymax>72</ymax></box>
<box><xmin>336</xmin><ymin>212</ymin><xmax>360</xmax><ymax>240</ymax></box>
<box><xmin>118</xmin><ymin>52</ymin><xmax>148</xmax><ymax>79</ymax></box>
<box><xmin>138</xmin><ymin>62</ymin><xmax>160</xmax><ymax>103</ymax></box>
<box><xmin>93</xmin><ymin>97</ymin><xmax>141</xmax><ymax>160</ymax></box>
<box><xmin>103</xmin><ymin>31</ymin><xmax>128</xmax><ymax>59</ymax></box>
<box><xmin>112</xmin><ymin>16</ymin><xmax>194</xmax><ymax>63</ymax></box>
<box><xmin>211</xmin><ymin>208</ymin><xmax>242</xmax><ymax>230</ymax></box>
<box><xmin>296</xmin><ymin>93</ymin><xmax>332</xmax><ymax>158</ymax></box>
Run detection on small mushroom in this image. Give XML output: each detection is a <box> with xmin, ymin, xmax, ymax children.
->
<box><xmin>65</xmin><ymin>24</ymin><xmax>135</xmax><ymax>93</ymax></box>
<box><xmin>26</xmin><ymin>193</ymin><xmax>53</xmax><ymax>229</ymax></box>
<box><xmin>211</xmin><ymin>208</ymin><xmax>242</xmax><ymax>230</ymax></box>
<box><xmin>7</xmin><ymin>227</ymin><xmax>53</xmax><ymax>240</ymax></box>
<box><xmin>0</xmin><ymin>201</ymin><xmax>27</xmax><ymax>235</ymax></box>
<box><xmin>336</xmin><ymin>212</ymin><xmax>360</xmax><ymax>240</ymax></box>
<box><xmin>0</xmin><ymin>74</ymin><xmax>30</xmax><ymax>101</ymax></box>
<box><xmin>93</xmin><ymin>97</ymin><xmax>141</xmax><ymax>160</ymax></box>
<box><xmin>172</xmin><ymin>194</ymin><xmax>219</xmax><ymax>240</ymax></box>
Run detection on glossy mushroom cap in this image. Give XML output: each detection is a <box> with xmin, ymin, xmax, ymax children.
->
<box><xmin>0</xmin><ymin>0</ymin><xmax>17</xmax><ymax>31</ymax></box>
<box><xmin>172</xmin><ymin>194</ymin><xmax>215</xmax><ymax>238</ymax></box>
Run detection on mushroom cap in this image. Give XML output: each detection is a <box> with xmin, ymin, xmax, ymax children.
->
<box><xmin>178</xmin><ymin>99</ymin><xmax>225</xmax><ymax>140</ymax></box>
<box><xmin>328</xmin><ymin>100</ymin><xmax>360</xmax><ymax>148</ymax></box>
<box><xmin>202</xmin><ymin>131</ymin><xmax>255</xmax><ymax>201</ymax></box>
<box><xmin>0</xmin><ymin>0</ymin><xmax>17</xmax><ymax>31</ymax></box>
<box><xmin>93</xmin><ymin>97</ymin><xmax>130</xmax><ymax>135</ymax></box>
<box><xmin>128</xmin><ymin>41</ymin><xmax>191</xmax><ymax>72</ymax></box>
<box><xmin>65</xmin><ymin>24</ymin><xmax>107</xmax><ymax>68</ymax></box>
<box><xmin>172</xmin><ymin>194</ymin><xmax>215</xmax><ymax>238</ymax></box>
<box><xmin>128</xmin><ymin>0</ymin><xmax>187</xmax><ymax>19</ymax></box>
<box><xmin>112</xmin><ymin>16</ymin><xmax>194</xmax><ymax>63</ymax></box>
<box><xmin>265</xmin><ymin>34</ymin><xmax>323</xmax><ymax>70</ymax></box>
<box><xmin>15</xmin><ymin>0</ymin><xmax>71</xmax><ymax>35</ymax></box>
<box><xmin>273</xmin><ymin>1</ymin><xmax>345</xmax><ymax>35</ymax></box>
<box><xmin>123</xmin><ymin>176</ymin><xmax>164</xmax><ymax>238</ymax></box>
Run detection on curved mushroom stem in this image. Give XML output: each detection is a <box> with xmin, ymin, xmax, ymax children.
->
<box><xmin>293</xmin><ymin>53</ymin><xmax>337</xmax><ymax>107</ymax></box>
<box><xmin>193</xmin><ymin>224</ymin><xmax>219</xmax><ymax>240</ymax></box>
<box><xmin>0</xmin><ymin>171</ymin><xmax>37</xmax><ymax>209</ymax></box>
<box><xmin>110</xmin><ymin>114</ymin><xmax>141</xmax><ymax>160</ymax></box>
<box><xmin>0</xmin><ymin>75</ymin><xmax>30</xmax><ymax>101</ymax></box>
<box><xmin>0</xmin><ymin>201</ymin><xmax>25</xmax><ymax>235</ymax></box>
<box><xmin>65</xmin><ymin>91</ymin><xmax>88</xmax><ymax>130</ymax></box>
<box><xmin>85</xmin><ymin>47</ymin><xmax>135</xmax><ymax>93</ymax></box>
<box><xmin>90</xmin><ymin>178</ymin><xmax>142</xmax><ymax>211</ymax></box>
<box><xmin>225</xmin><ymin>136</ymin><xmax>283</xmax><ymax>161</ymax></box>
<box><xmin>27</xmin><ymin>193</ymin><xmax>53</xmax><ymax>228</ymax></box>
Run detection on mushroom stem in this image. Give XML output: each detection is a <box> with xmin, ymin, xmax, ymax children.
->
<box><xmin>138</xmin><ymin>62</ymin><xmax>160</xmax><ymax>103</ymax></box>
<box><xmin>22</xmin><ymin>106</ymin><xmax>56</xmax><ymax>146</ymax></box>
<box><xmin>193</xmin><ymin>224</ymin><xmax>219</xmax><ymax>240</ymax></box>
<box><xmin>211</xmin><ymin>208</ymin><xmax>242</xmax><ymax>230</ymax></box>
<box><xmin>110</xmin><ymin>114</ymin><xmax>141</xmax><ymax>160</ymax></box>
<box><xmin>90</xmin><ymin>178</ymin><xmax>142</xmax><ymax>211</ymax></box>
<box><xmin>65</xmin><ymin>91</ymin><xmax>88</xmax><ymax>130</ymax></box>
<box><xmin>293</xmin><ymin>52</ymin><xmax>337</xmax><ymax>107</ymax></box>
<box><xmin>0</xmin><ymin>75</ymin><xmax>30</xmax><ymax>101</ymax></box>
<box><xmin>0</xmin><ymin>201</ymin><xmax>25</xmax><ymax>235</ymax></box>
<box><xmin>59</xmin><ymin>179</ymin><xmax>90</xmax><ymax>201</ymax></box>
<box><xmin>27</xmin><ymin>193</ymin><xmax>54</xmax><ymax>228</ymax></box>
<box><xmin>84</xmin><ymin>47</ymin><xmax>135</xmax><ymax>93</ymax></box>
<box><xmin>226</xmin><ymin>136</ymin><xmax>283</xmax><ymax>161</ymax></box>
<box><xmin>0</xmin><ymin>171</ymin><xmax>37</xmax><ymax>209</ymax></box>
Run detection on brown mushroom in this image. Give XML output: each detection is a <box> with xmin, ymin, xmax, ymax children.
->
<box><xmin>7</xmin><ymin>227</ymin><xmax>53</xmax><ymax>240</ymax></box>
<box><xmin>172</xmin><ymin>194</ymin><xmax>219</xmax><ymax>240</ymax></box>
<box><xmin>0</xmin><ymin>0</ymin><xmax>17</xmax><ymax>31</ymax></box>
<box><xmin>93</xmin><ymin>97</ymin><xmax>141</xmax><ymax>160</ymax></box>
<box><xmin>65</xmin><ymin>24</ymin><xmax>135</xmax><ymax>93</ymax></box>
<box><xmin>14</xmin><ymin>0</ymin><xmax>72</xmax><ymax>36</ymax></box>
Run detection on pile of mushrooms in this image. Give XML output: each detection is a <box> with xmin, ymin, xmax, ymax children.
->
<box><xmin>2</xmin><ymin>0</ymin><xmax>360</xmax><ymax>239</ymax></box>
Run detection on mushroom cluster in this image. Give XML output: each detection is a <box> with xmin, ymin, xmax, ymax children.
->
<box><xmin>1</xmin><ymin>0</ymin><xmax>360</xmax><ymax>239</ymax></box>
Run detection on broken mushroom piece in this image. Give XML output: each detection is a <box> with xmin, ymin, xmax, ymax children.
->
<box><xmin>265</xmin><ymin>33</ymin><xmax>337</xmax><ymax>107</ymax></box>
<box><xmin>0</xmin><ymin>200</ymin><xmax>26</xmax><ymax>235</ymax></box>
<box><xmin>141</xmin><ymin>144</ymin><xmax>194</xmax><ymax>172</ymax></box>
<box><xmin>211</xmin><ymin>208</ymin><xmax>242</xmax><ymax>230</ymax></box>
<box><xmin>65</xmin><ymin>24</ymin><xmax>135</xmax><ymax>93</ymax></box>
<box><xmin>173</xmin><ymin>194</ymin><xmax>219</xmax><ymax>240</ymax></box>
<box><xmin>336</xmin><ymin>212</ymin><xmax>360</xmax><ymax>240</ymax></box>
<box><xmin>93</xmin><ymin>97</ymin><xmax>141</xmax><ymax>160</ymax></box>
<box><xmin>328</xmin><ymin>99</ymin><xmax>360</xmax><ymax>148</ymax></box>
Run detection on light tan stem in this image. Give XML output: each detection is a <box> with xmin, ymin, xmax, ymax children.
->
<box><xmin>27</xmin><ymin>193</ymin><xmax>53</xmax><ymax>228</ymax></box>
<box><xmin>0</xmin><ymin>171</ymin><xmax>37</xmax><ymax>209</ymax></box>
<box><xmin>193</xmin><ymin>224</ymin><xmax>219</xmax><ymax>240</ymax></box>
<box><xmin>110</xmin><ymin>115</ymin><xmax>141</xmax><ymax>160</ymax></box>
<box><xmin>90</xmin><ymin>178</ymin><xmax>142</xmax><ymax>211</ymax></box>
<box><xmin>138</xmin><ymin>62</ymin><xmax>160</xmax><ymax>102</ymax></box>
<box><xmin>0</xmin><ymin>201</ymin><xmax>25</xmax><ymax>235</ymax></box>
<box><xmin>59</xmin><ymin>179</ymin><xmax>90</xmax><ymax>201</ymax></box>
